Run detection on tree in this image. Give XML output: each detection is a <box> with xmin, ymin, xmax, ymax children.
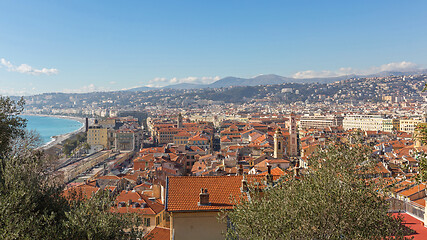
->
<box><xmin>0</xmin><ymin>97</ymin><xmax>26</xmax><ymax>156</ymax></box>
<box><xmin>63</xmin><ymin>190</ymin><xmax>143</xmax><ymax>240</ymax></box>
<box><xmin>225</xmin><ymin>143</ymin><xmax>413</xmax><ymax>240</ymax></box>
<box><xmin>0</xmin><ymin>97</ymin><xmax>142</xmax><ymax>239</ymax></box>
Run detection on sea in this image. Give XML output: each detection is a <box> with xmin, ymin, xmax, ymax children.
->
<box><xmin>21</xmin><ymin>115</ymin><xmax>84</xmax><ymax>145</ymax></box>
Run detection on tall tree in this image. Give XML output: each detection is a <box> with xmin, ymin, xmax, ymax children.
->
<box><xmin>225</xmin><ymin>143</ymin><xmax>413</xmax><ymax>240</ymax></box>
<box><xmin>0</xmin><ymin>97</ymin><xmax>26</xmax><ymax>156</ymax></box>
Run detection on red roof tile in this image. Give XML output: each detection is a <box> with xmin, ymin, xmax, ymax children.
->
<box><xmin>166</xmin><ymin>176</ymin><xmax>243</xmax><ymax>212</ymax></box>
<box><xmin>63</xmin><ymin>184</ymin><xmax>100</xmax><ymax>200</ymax></box>
<box><xmin>144</xmin><ymin>226</ymin><xmax>170</xmax><ymax>240</ymax></box>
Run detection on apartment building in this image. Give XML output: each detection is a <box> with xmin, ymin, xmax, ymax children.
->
<box><xmin>299</xmin><ymin>114</ymin><xmax>344</xmax><ymax>129</ymax></box>
<box><xmin>400</xmin><ymin>118</ymin><xmax>422</xmax><ymax>133</ymax></box>
<box><xmin>343</xmin><ymin>115</ymin><xmax>384</xmax><ymax>131</ymax></box>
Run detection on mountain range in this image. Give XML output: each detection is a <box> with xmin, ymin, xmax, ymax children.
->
<box><xmin>126</xmin><ymin>69</ymin><xmax>427</xmax><ymax>92</ymax></box>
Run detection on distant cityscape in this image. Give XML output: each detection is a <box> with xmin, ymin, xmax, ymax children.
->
<box><xmin>26</xmin><ymin>73</ymin><xmax>427</xmax><ymax>239</ymax></box>
<box><xmin>19</xmin><ymin>74</ymin><xmax>427</xmax><ymax>117</ymax></box>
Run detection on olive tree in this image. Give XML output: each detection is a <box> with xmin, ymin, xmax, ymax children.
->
<box><xmin>225</xmin><ymin>143</ymin><xmax>413</xmax><ymax>240</ymax></box>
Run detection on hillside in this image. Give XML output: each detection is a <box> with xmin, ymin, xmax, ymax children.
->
<box><xmin>126</xmin><ymin>70</ymin><xmax>427</xmax><ymax>91</ymax></box>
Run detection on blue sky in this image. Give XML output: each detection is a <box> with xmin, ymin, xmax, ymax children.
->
<box><xmin>1</xmin><ymin>0</ymin><xmax>426</xmax><ymax>95</ymax></box>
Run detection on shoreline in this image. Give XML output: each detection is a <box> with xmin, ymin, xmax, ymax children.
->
<box><xmin>22</xmin><ymin>113</ymin><xmax>87</xmax><ymax>125</ymax></box>
<box><xmin>22</xmin><ymin>113</ymin><xmax>89</xmax><ymax>150</ymax></box>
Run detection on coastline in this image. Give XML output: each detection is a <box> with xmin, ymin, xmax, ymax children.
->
<box><xmin>22</xmin><ymin>113</ymin><xmax>87</xmax><ymax>125</ymax></box>
<box><xmin>22</xmin><ymin>113</ymin><xmax>89</xmax><ymax>150</ymax></box>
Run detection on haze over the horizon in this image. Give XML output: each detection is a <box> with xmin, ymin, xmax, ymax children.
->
<box><xmin>1</xmin><ymin>1</ymin><xmax>426</xmax><ymax>95</ymax></box>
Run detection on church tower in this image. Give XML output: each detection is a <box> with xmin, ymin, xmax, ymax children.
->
<box><xmin>274</xmin><ymin>128</ymin><xmax>284</xmax><ymax>159</ymax></box>
<box><xmin>288</xmin><ymin>113</ymin><xmax>298</xmax><ymax>157</ymax></box>
<box><xmin>177</xmin><ymin>113</ymin><xmax>183</xmax><ymax>128</ymax></box>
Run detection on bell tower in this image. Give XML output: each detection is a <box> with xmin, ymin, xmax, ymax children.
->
<box><xmin>288</xmin><ymin>113</ymin><xmax>298</xmax><ymax>157</ymax></box>
<box><xmin>177</xmin><ymin>113</ymin><xmax>183</xmax><ymax>128</ymax></box>
<box><xmin>274</xmin><ymin>128</ymin><xmax>284</xmax><ymax>159</ymax></box>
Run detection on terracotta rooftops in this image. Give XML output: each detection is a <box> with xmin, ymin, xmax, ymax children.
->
<box><xmin>144</xmin><ymin>226</ymin><xmax>170</xmax><ymax>240</ymax></box>
<box><xmin>166</xmin><ymin>176</ymin><xmax>244</xmax><ymax>212</ymax></box>
<box><xmin>399</xmin><ymin>183</ymin><xmax>426</xmax><ymax>198</ymax></box>
<box><xmin>188</xmin><ymin>135</ymin><xmax>209</xmax><ymax>141</ymax></box>
<box><xmin>258</xmin><ymin>167</ymin><xmax>285</xmax><ymax>176</ymax></box>
<box><xmin>63</xmin><ymin>184</ymin><xmax>100</xmax><ymax>200</ymax></box>
<box><xmin>112</xmin><ymin>190</ymin><xmax>164</xmax><ymax>215</ymax></box>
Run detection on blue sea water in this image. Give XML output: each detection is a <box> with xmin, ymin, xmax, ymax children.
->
<box><xmin>21</xmin><ymin>115</ymin><xmax>83</xmax><ymax>145</ymax></box>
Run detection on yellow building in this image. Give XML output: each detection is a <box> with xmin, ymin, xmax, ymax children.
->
<box><xmin>382</xmin><ymin>118</ymin><xmax>400</xmax><ymax>132</ymax></box>
<box><xmin>173</xmin><ymin>131</ymin><xmax>191</xmax><ymax>146</ymax></box>
<box><xmin>87</xmin><ymin>126</ymin><xmax>109</xmax><ymax>149</ymax></box>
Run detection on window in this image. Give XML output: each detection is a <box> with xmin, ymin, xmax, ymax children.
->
<box><xmin>156</xmin><ymin>216</ymin><xmax>159</xmax><ymax>225</ymax></box>
<box><xmin>145</xmin><ymin>218</ymin><xmax>151</xmax><ymax>227</ymax></box>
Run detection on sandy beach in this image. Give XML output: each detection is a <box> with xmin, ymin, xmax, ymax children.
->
<box><xmin>23</xmin><ymin>113</ymin><xmax>91</xmax><ymax>150</ymax></box>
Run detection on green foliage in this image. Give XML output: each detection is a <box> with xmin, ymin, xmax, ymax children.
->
<box><xmin>0</xmin><ymin>97</ymin><xmax>142</xmax><ymax>239</ymax></box>
<box><xmin>225</xmin><ymin>144</ymin><xmax>413</xmax><ymax>240</ymax></box>
<box><xmin>0</xmin><ymin>138</ymin><xmax>67</xmax><ymax>239</ymax></box>
<box><xmin>63</xmin><ymin>190</ymin><xmax>143</xmax><ymax>240</ymax></box>
<box><xmin>415</xmin><ymin>151</ymin><xmax>427</xmax><ymax>183</ymax></box>
<box><xmin>414</xmin><ymin>124</ymin><xmax>427</xmax><ymax>183</ymax></box>
<box><xmin>0</xmin><ymin>96</ymin><xmax>26</xmax><ymax>156</ymax></box>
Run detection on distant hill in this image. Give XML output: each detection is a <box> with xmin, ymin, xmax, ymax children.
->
<box><xmin>125</xmin><ymin>69</ymin><xmax>427</xmax><ymax>91</ymax></box>
<box><xmin>162</xmin><ymin>83</ymin><xmax>209</xmax><ymax>89</ymax></box>
<box><xmin>159</xmin><ymin>74</ymin><xmax>356</xmax><ymax>89</ymax></box>
<box><xmin>125</xmin><ymin>86</ymin><xmax>156</xmax><ymax>92</ymax></box>
<box><xmin>367</xmin><ymin>69</ymin><xmax>427</xmax><ymax>78</ymax></box>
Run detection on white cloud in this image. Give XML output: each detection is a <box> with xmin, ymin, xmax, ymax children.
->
<box><xmin>62</xmin><ymin>84</ymin><xmax>109</xmax><ymax>93</ymax></box>
<box><xmin>0</xmin><ymin>87</ymin><xmax>34</xmax><ymax>96</ymax></box>
<box><xmin>147</xmin><ymin>76</ymin><xmax>221</xmax><ymax>87</ymax></box>
<box><xmin>375</xmin><ymin>61</ymin><xmax>419</xmax><ymax>72</ymax></box>
<box><xmin>0</xmin><ymin>58</ymin><xmax>58</xmax><ymax>75</ymax></box>
<box><xmin>293</xmin><ymin>61</ymin><xmax>422</xmax><ymax>79</ymax></box>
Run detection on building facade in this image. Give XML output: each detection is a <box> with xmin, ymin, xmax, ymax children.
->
<box><xmin>299</xmin><ymin>115</ymin><xmax>344</xmax><ymax>129</ymax></box>
<box><xmin>343</xmin><ymin>115</ymin><xmax>384</xmax><ymax>131</ymax></box>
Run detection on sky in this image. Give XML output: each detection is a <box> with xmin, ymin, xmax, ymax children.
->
<box><xmin>1</xmin><ymin>0</ymin><xmax>427</xmax><ymax>95</ymax></box>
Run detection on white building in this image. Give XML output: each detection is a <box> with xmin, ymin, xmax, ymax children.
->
<box><xmin>400</xmin><ymin>118</ymin><xmax>422</xmax><ymax>133</ymax></box>
<box><xmin>299</xmin><ymin>114</ymin><xmax>344</xmax><ymax>129</ymax></box>
<box><xmin>343</xmin><ymin>115</ymin><xmax>384</xmax><ymax>131</ymax></box>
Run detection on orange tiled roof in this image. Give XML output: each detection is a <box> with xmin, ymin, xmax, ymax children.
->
<box><xmin>399</xmin><ymin>184</ymin><xmax>426</xmax><ymax>198</ymax></box>
<box><xmin>174</xmin><ymin>131</ymin><xmax>192</xmax><ymax>137</ymax></box>
<box><xmin>144</xmin><ymin>226</ymin><xmax>170</xmax><ymax>240</ymax></box>
<box><xmin>188</xmin><ymin>135</ymin><xmax>209</xmax><ymax>141</ymax></box>
<box><xmin>166</xmin><ymin>176</ymin><xmax>243</xmax><ymax>212</ymax></box>
<box><xmin>96</xmin><ymin>175</ymin><xmax>120</xmax><ymax>180</ymax></box>
<box><xmin>413</xmin><ymin>198</ymin><xmax>426</xmax><ymax>208</ymax></box>
<box><xmin>258</xmin><ymin>167</ymin><xmax>285</xmax><ymax>176</ymax></box>
<box><xmin>116</xmin><ymin>190</ymin><xmax>144</xmax><ymax>204</ymax></box>
<box><xmin>63</xmin><ymin>184</ymin><xmax>100</xmax><ymax>200</ymax></box>
<box><xmin>113</xmin><ymin>192</ymin><xmax>164</xmax><ymax>215</ymax></box>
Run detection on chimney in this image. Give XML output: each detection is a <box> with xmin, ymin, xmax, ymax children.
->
<box><xmin>85</xmin><ymin>117</ymin><xmax>89</xmax><ymax>132</ymax></box>
<box><xmin>238</xmin><ymin>164</ymin><xmax>244</xmax><ymax>176</ymax></box>
<box><xmin>241</xmin><ymin>174</ymin><xmax>248</xmax><ymax>192</ymax></box>
<box><xmin>198</xmin><ymin>188</ymin><xmax>210</xmax><ymax>206</ymax></box>
<box><xmin>266</xmin><ymin>164</ymin><xmax>273</xmax><ymax>185</ymax></box>
<box><xmin>294</xmin><ymin>167</ymin><xmax>300</xmax><ymax>178</ymax></box>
